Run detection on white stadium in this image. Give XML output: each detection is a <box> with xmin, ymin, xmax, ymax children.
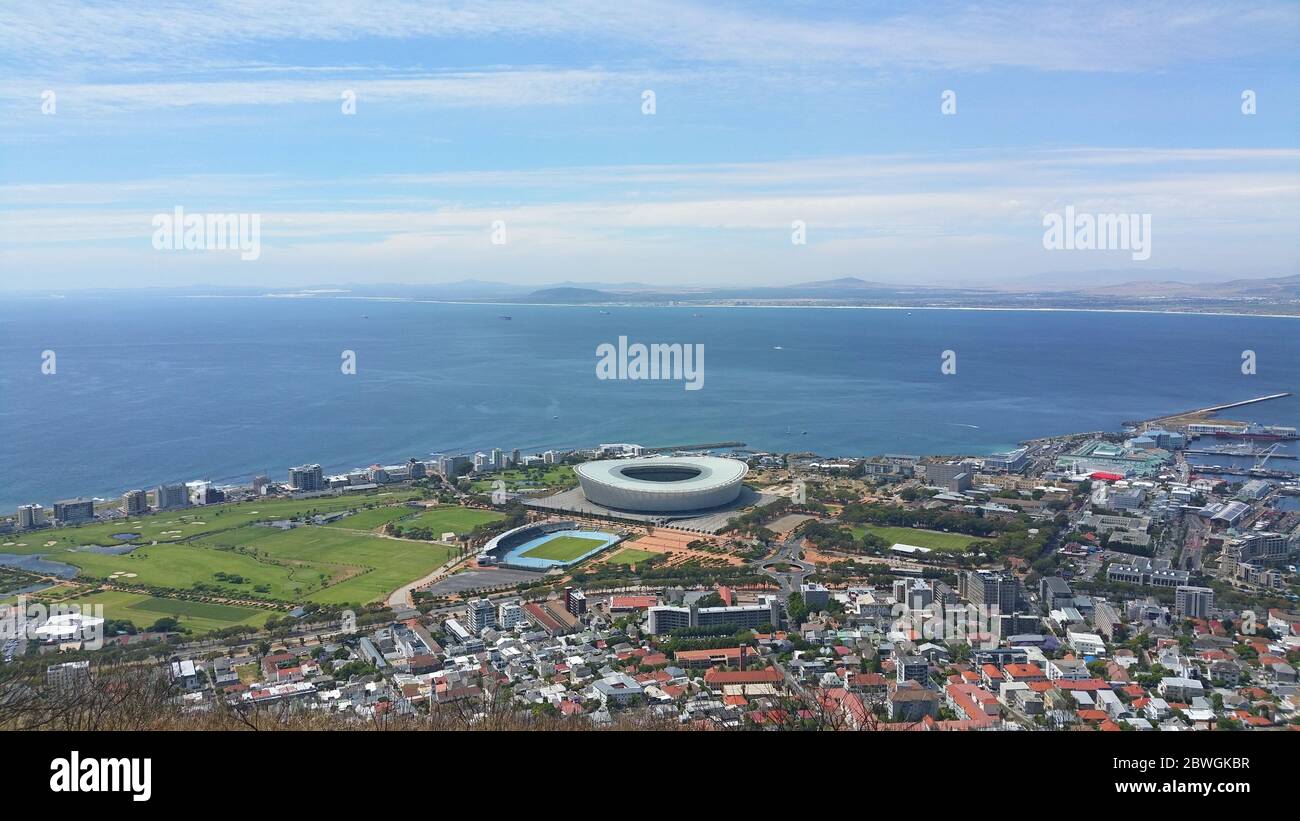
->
<box><xmin>574</xmin><ymin>455</ymin><xmax>749</xmax><ymax>513</ymax></box>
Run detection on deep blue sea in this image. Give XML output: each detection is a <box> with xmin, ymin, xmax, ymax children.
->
<box><xmin>1</xmin><ymin>296</ymin><xmax>1297</xmax><ymax>511</ymax></box>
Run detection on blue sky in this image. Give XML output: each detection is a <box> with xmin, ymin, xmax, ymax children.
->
<box><xmin>1</xmin><ymin>0</ymin><xmax>1298</xmax><ymax>290</ymax></box>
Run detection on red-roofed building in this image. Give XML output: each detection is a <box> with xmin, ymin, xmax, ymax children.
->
<box><xmin>1003</xmin><ymin>663</ymin><xmax>1046</xmax><ymax>683</ymax></box>
<box><xmin>704</xmin><ymin>667</ymin><xmax>783</xmax><ymax>687</ymax></box>
<box><xmin>945</xmin><ymin>684</ymin><xmax>1000</xmax><ymax>724</ymax></box>
<box><xmin>609</xmin><ymin>595</ymin><xmax>658</xmax><ymax>612</ymax></box>
<box><xmin>675</xmin><ymin>646</ymin><xmax>758</xmax><ymax>668</ymax></box>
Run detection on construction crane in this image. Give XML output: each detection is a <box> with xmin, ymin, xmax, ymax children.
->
<box><xmin>1254</xmin><ymin>442</ymin><xmax>1282</xmax><ymax>470</ymax></box>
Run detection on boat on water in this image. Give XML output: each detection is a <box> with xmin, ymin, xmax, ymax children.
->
<box><xmin>1208</xmin><ymin>423</ymin><xmax>1298</xmax><ymax>441</ymax></box>
<box><xmin>499</xmin><ymin>315</ymin><xmax>512</xmax><ymax>320</ymax></box>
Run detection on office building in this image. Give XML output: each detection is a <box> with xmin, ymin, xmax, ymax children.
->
<box><xmin>1040</xmin><ymin>577</ymin><xmax>1073</xmax><ymax>612</ymax></box>
<box><xmin>961</xmin><ymin>570</ymin><xmax>1024</xmax><ymax>615</ymax></box>
<box><xmin>800</xmin><ymin>583</ymin><xmax>830</xmax><ymax>610</ymax></box>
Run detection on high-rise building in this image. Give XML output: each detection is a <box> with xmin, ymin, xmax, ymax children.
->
<box><xmin>491</xmin><ymin>448</ymin><xmax>504</xmax><ymax>469</ymax></box>
<box><xmin>498</xmin><ymin>602</ymin><xmax>525</xmax><ymax>630</ymax></box>
<box><xmin>896</xmin><ymin>655</ymin><xmax>930</xmax><ymax>686</ymax></box>
<box><xmin>962</xmin><ymin>570</ymin><xmax>1025</xmax><ymax>615</ymax></box>
<box><xmin>647</xmin><ymin>596</ymin><xmax>780</xmax><ymax>634</ymax></box>
<box><xmin>466</xmin><ymin>598</ymin><xmax>496</xmax><ymax>633</ymax></box>
<box><xmin>52</xmin><ymin>498</ymin><xmax>95</xmax><ymax>524</ymax></box>
<box><xmin>565</xmin><ymin>587</ymin><xmax>587</xmax><ymax>617</ymax></box>
<box><xmin>46</xmin><ymin>660</ymin><xmax>90</xmax><ymax>689</ymax></box>
<box><xmin>155</xmin><ymin>483</ymin><xmax>190</xmax><ymax>511</ymax></box>
<box><xmin>252</xmin><ymin>475</ymin><xmax>270</xmax><ymax>495</ymax></box>
<box><xmin>438</xmin><ymin>455</ymin><xmax>471</xmax><ymax>478</ymax></box>
<box><xmin>16</xmin><ymin>503</ymin><xmax>45</xmax><ymax>529</ymax></box>
<box><xmin>511</xmin><ymin>449</ymin><xmax>521</xmax><ymax>468</ymax></box>
<box><xmin>1175</xmin><ymin>586</ymin><xmax>1215</xmax><ymax>619</ymax></box>
<box><xmin>122</xmin><ymin>489</ymin><xmax>148</xmax><ymax>515</ymax></box>
<box><xmin>288</xmin><ymin>464</ymin><xmax>324</xmax><ymax>492</ymax></box>
<box><xmin>924</xmin><ymin>461</ymin><xmax>973</xmax><ymax>492</ymax></box>
<box><xmin>473</xmin><ymin>452</ymin><xmax>489</xmax><ymax>472</ymax></box>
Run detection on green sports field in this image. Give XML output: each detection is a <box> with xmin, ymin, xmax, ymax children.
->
<box><xmin>851</xmin><ymin>525</ymin><xmax>982</xmax><ymax>551</ymax></box>
<box><xmin>65</xmin><ymin>590</ymin><xmax>276</xmax><ymax>633</ymax></box>
<box><xmin>400</xmin><ymin>506</ymin><xmax>504</xmax><ymax>536</ymax></box>
<box><xmin>606</xmin><ymin>547</ymin><xmax>657</xmax><ymax>566</ymax></box>
<box><xmin>520</xmin><ymin>535</ymin><xmax>608</xmax><ymax>562</ymax></box>
<box><xmin>323</xmin><ymin>506</ymin><xmax>417</xmax><ymax>530</ymax></box>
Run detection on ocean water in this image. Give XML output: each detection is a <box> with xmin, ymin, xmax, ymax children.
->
<box><xmin>0</xmin><ymin>295</ymin><xmax>1297</xmax><ymax>511</ymax></box>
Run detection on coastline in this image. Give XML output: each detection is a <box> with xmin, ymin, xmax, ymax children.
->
<box><xmin>179</xmin><ymin>293</ymin><xmax>1300</xmax><ymax>320</ymax></box>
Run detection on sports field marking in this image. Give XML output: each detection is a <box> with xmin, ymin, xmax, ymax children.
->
<box><xmin>520</xmin><ymin>535</ymin><xmax>608</xmax><ymax>562</ymax></box>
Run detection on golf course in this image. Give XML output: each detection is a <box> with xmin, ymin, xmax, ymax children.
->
<box><xmin>1</xmin><ymin>492</ymin><xmax>492</xmax><ymax>633</ymax></box>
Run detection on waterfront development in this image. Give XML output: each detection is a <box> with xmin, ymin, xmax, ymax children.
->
<box><xmin>3</xmin><ymin>385</ymin><xmax>1298</xmax><ymax>732</ymax></box>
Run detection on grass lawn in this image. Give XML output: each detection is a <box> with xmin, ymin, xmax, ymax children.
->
<box><xmin>520</xmin><ymin>535</ymin><xmax>608</xmax><ymax>562</ymax></box>
<box><xmin>2</xmin><ymin>489</ymin><xmax>423</xmax><ymax>554</ymax></box>
<box><xmin>606</xmin><ymin>547</ymin><xmax>657</xmax><ymax>566</ymax></box>
<box><xmin>851</xmin><ymin>525</ymin><xmax>983</xmax><ymax>551</ymax></box>
<box><xmin>218</xmin><ymin>526</ymin><xmax>456</xmax><ymax>605</ymax></box>
<box><xmin>65</xmin><ymin>590</ymin><xmax>276</xmax><ymax>633</ymax></box>
<box><xmin>323</xmin><ymin>506</ymin><xmax>417</xmax><ymax>531</ymax></box>
<box><xmin>58</xmin><ymin>542</ymin><xmax>327</xmax><ymax>599</ymax></box>
<box><xmin>468</xmin><ymin>465</ymin><xmax>576</xmax><ymax>492</ymax></box>
<box><xmin>399</xmin><ymin>506</ymin><xmax>504</xmax><ymax>536</ymax></box>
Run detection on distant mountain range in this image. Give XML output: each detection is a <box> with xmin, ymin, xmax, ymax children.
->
<box><xmin>509</xmin><ymin>273</ymin><xmax>1300</xmax><ymax>310</ymax></box>
<box><xmin>29</xmin><ymin>272</ymin><xmax>1300</xmax><ymax>314</ymax></box>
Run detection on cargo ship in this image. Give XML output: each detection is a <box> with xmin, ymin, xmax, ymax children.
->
<box><xmin>1188</xmin><ymin>422</ymin><xmax>1298</xmax><ymax>441</ymax></box>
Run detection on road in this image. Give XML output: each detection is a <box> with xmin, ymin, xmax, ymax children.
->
<box><xmin>753</xmin><ymin>534</ymin><xmax>813</xmax><ymax>598</ymax></box>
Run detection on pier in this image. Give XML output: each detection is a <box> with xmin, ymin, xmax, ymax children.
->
<box><xmin>643</xmin><ymin>441</ymin><xmax>747</xmax><ymax>453</ymax></box>
<box><xmin>1127</xmin><ymin>391</ymin><xmax>1293</xmax><ymax>427</ymax></box>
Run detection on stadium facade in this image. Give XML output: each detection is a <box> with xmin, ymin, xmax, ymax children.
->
<box><xmin>574</xmin><ymin>456</ymin><xmax>748</xmax><ymax>513</ymax></box>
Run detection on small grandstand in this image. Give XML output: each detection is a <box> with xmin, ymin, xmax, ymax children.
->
<box><xmin>480</xmin><ymin>520</ymin><xmax>622</xmax><ymax>571</ymax></box>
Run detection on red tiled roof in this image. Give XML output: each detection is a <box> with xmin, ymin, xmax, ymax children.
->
<box><xmin>704</xmin><ymin>667</ymin><xmax>783</xmax><ymax>686</ymax></box>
